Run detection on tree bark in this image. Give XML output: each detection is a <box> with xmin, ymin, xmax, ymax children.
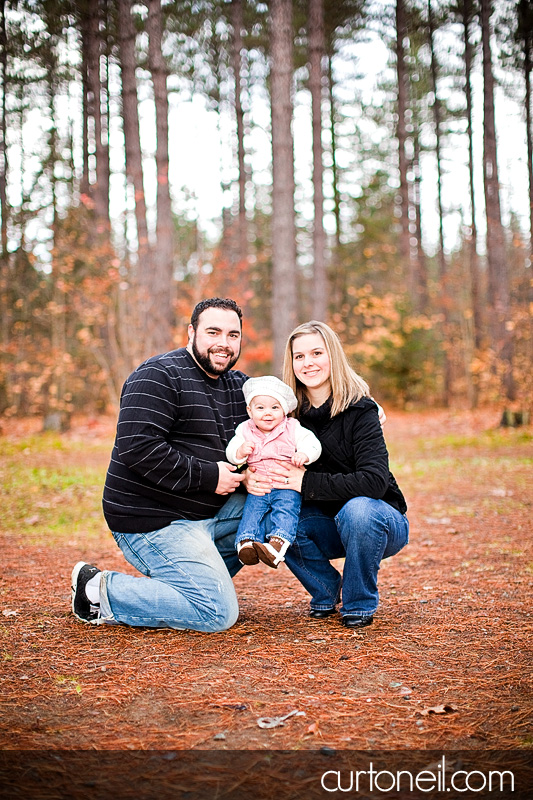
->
<box><xmin>117</xmin><ymin>0</ymin><xmax>151</xmax><ymax>364</ymax></box>
<box><xmin>428</xmin><ymin>0</ymin><xmax>451</xmax><ymax>405</ymax></box>
<box><xmin>396</xmin><ymin>0</ymin><xmax>415</xmax><ymax>278</ymax></box>
<box><xmin>481</xmin><ymin>0</ymin><xmax>514</xmax><ymax>400</ymax></box>
<box><xmin>80</xmin><ymin>7</ymin><xmax>90</xmax><ymax>198</ymax></box>
<box><xmin>411</xmin><ymin>124</ymin><xmax>428</xmax><ymax>309</ymax></box>
<box><xmin>518</xmin><ymin>0</ymin><xmax>533</xmax><ymax>267</ymax></box>
<box><xmin>85</xmin><ymin>0</ymin><xmax>109</xmax><ymax>231</ymax></box>
<box><xmin>270</xmin><ymin>0</ymin><xmax>298</xmax><ymax>373</ymax></box>
<box><xmin>462</xmin><ymin>0</ymin><xmax>482</xmax><ymax>353</ymax></box>
<box><xmin>146</xmin><ymin>0</ymin><xmax>174</xmax><ymax>354</ymax></box>
<box><xmin>327</xmin><ymin>53</ymin><xmax>343</xmax><ymax>310</ymax></box>
<box><xmin>0</xmin><ymin>0</ymin><xmax>7</xmax><ymax>255</ymax></box>
<box><xmin>117</xmin><ymin>0</ymin><xmax>150</xmax><ymax>265</ymax></box>
<box><xmin>395</xmin><ymin>0</ymin><xmax>412</xmax><ymax>296</ymax></box>
<box><xmin>309</xmin><ymin>0</ymin><xmax>327</xmax><ymax>321</ymax></box>
<box><xmin>327</xmin><ymin>55</ymin><xmax>341</xmax><ymax>253</ymax></box>
<box><xmin>231</xmin><ymin>0</ymin><xmax>248</xmax><ymax>267</ymax></box>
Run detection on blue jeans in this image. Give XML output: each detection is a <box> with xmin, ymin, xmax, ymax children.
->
<box><xmin>284</xmin><ymin>497</ymin><xmax>409</xmax><ymax>618</ymax></box>
<box><xmin>98</xmin><ymin>493</ymin><xmax>245</xmax><ymax>632</ymax></box>
<box><xmin>235</xmin><ymin>489</ymin><xmax>301</xmax><ymax>546</ymax></box>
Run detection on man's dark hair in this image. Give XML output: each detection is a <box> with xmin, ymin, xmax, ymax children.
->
<box><xmin>190</xmin><ymin>298</ymin><xmax>243</xmax><ymax>331</ymax></box>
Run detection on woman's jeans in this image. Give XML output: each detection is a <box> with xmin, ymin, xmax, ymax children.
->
<box><xmin>284</xmin><ymin>497</ymin><xmax>409</xmax><ymax>619</ymax></box>
<box><xmin>235</xmin><ymin>489</ymin><xmax>301</xmax><ymax>546</ymax></box>
<box><xmin>98</xmin><ymin>493</ymin><xmax>245</xmax><ymax>632</ymax></box>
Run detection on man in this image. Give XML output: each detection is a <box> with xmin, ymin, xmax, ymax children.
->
<box><xmin>71</xmin><ymin>298</ymin><xmax>249</xmax><ymax>632</ymax></box>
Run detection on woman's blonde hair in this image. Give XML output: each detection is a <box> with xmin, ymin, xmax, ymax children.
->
<box><xmin>282</xmin><ymin>321</ymin><xmax>370</xmax><ymax>417</ymax></box>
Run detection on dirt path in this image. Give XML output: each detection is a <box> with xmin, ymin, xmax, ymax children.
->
<box><xmin>1</xmin><ymin>410</ymin><xmax>531</xmax><ymax>757</ymax></box>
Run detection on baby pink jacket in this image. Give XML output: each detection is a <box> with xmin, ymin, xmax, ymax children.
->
<box><xmin>226</xmin><ymin>417</ymin><xmax>321</xmax><ymax>477</ymax></box>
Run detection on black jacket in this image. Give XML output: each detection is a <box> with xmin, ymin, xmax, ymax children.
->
<box><xmin>299</xmin><ymin>396</ymin><xmax>407</xmax><ymax>516</ymax></box>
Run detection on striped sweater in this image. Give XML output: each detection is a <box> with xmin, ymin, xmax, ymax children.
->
<box><xmin>102</xmin><ymin>348</ymin><xmax>249</xmax><ymax>533</ymax></box>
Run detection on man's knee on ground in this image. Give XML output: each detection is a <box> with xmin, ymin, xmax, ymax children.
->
<box><xmin>201</xmin><ymin>596</ymin><xmax>239</xmax><ymax>633</ymax></box>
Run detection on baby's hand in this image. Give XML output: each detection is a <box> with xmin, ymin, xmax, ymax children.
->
<box><xmin>292</xmin><ymin>452</ymin><xmax>309</xmax><ymax>467</ymax></box>
<box><xmin>236</xmin><ymin>441</ymin><xmax>255</xmax><ymax>461</ymax></box>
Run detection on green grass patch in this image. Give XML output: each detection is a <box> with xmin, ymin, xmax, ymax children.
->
<box><xmin>1</xmin><ymin>435</ymin><xmax>109</xmax><ymax>545</ymax></box>
<box><xmin>0</xmin><ymin>433</ymin><xmax>67</xmax><ymax>457</ymax></box>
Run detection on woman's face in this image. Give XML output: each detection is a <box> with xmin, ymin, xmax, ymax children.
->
<box><xmin>291</xmin><ymin>333</ymin><xmax>331</xmax><ymax>394</ymax></box>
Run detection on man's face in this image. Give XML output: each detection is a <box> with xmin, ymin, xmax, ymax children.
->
<box><xmin>188</xmin><ymin>307</ymin><xmax>242</xmax><ymax>377</ymax></box>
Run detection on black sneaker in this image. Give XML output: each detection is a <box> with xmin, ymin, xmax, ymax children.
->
<box><xmin>71</xmin><ymin>561</ymin><xmax>101</xmax><ymax>624</ymax></box>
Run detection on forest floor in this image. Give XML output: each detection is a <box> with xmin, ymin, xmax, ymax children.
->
<box><xmin>0</xmin><ymin>408</ymin><xmax>532</xmax><ymax>795</ymax></box>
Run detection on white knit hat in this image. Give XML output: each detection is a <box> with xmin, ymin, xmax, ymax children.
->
<box><xmin>242</xmin><ymin>376</ymin><xmax>297</xmax><ymax>415</ymax></box>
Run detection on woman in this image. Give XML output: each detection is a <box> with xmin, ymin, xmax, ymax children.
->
<box><xmin>261</xmin><ymin>321</ymin><xmax>408</xmax><ymax>629</ymax></box>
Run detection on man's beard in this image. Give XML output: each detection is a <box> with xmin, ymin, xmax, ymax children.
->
<box><xmin>192</xmin><ymin>337</ymin><xmax>240</xmax><ymax>376</ymax></box>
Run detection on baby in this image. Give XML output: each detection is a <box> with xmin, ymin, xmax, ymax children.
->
<box><xmin>226</xmin><ymin>375</ymin><xmax>321</xmax><ymax>568</ymax></box>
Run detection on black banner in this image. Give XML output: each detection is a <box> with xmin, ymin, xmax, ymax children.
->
<box><xmin>0</xmin><ymin>750</ymin><xmax>531</xmax><ymax>799</ymax></box>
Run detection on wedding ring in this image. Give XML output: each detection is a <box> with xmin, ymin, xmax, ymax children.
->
<box><xmin>285</xmin><ymin>477</ymin><xmax>289</xmax><ymax>484</ymax></box>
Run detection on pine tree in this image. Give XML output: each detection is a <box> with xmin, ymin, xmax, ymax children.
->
<box><xmin>270</xmin><ymin>0</ymin><xmax>298</xmax><ymax>372</ymax></box>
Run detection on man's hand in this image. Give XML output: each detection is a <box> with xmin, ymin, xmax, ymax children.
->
<box><xmin>216</xmin><ymin>462</ymin><xmax>246</xmax><ymax>495</ymax></box>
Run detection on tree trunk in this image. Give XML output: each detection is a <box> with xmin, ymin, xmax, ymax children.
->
<box><xmin>43</xmin><ymin>10</ymin><xmax>68</xmax><ymax>428</ymax></box>
<box><xmin>526</xmin><ymin>38</ymin><xmax>533</xmax><ymax>267</ymax></box>
<box><xmin>519</xmin><ymin>0</ymin><xmax>533</xmax><ymax>267</ymax></box>
<box><xmin>327</xmin><ymin>55</ymin><xmax>340</xmax><ymax>253</ymax></box>
<box><xmin>327</xmin><ymin>53</ymin><xmax>343</xmax><ymax>310</ymax></box>
<box><xmin>428</xmin><ymin>0</ymin><xmax>451</xmax><ymax>405</ymax></box>
<box><xmin>117</xmin><ymin>0</ymin><xmax>151</xmax><ymax>364</ymax></box>
<box><xmin>116</xmin><ymin>5</ymin><xmax>147</xmax><ymax>227</ymax></box>
<box><xmin>270</xmin><ymin>0</ymin><xmax>298</xmax><ymax>373</ymax></box>
<box><xmin>481</xmin><ymin>0</ymin><xmax>514</xmax><ymax>400</ymax></box>
<box><xmin>461</xmin><ymin>0</ymin><xmax>482</xmax><ymax>407</ymax></box>
<box><xmin>231</xmin><ymin>0</ymin><xmax>248</xmax><ymax>267</ymax></box>
<box><xmin>411</xmin><ymin>125</ymin><xmax>428</xmax><ymax>310</ymax></box>
<box><xmin>309</xmin><ymin>0</ymin><xmax>327</xmax><ymax>321</ymax></box>
<box><xmin>80</xmin><ymin>8</ymin><xmax>90</xmax><ymax>198</ymax></box>
<box><xmin>0</xmin><ymin>0</ymin><xmax>9</xmax><ymax>414</ymax></box>
<box><xmin>0</xmin><ymin>0</ymin><xmax>7</xmax><ymax>255</ymax></box>
<box><xmin>117</xmin><ymin>3</ymin><xmax>150</xmax><ymax>257</ymax></box>
<box><xmin>395</xmin><ymin>0</ymin><xmax>412</xmax><ymax>296</ymax></box>
<box><xmin>462</xmin><ymin>0</ymin><xmax>482</xmax><ymax>352</ymax></box>
<box><xmin>85</xmin><ymin>0</ymin><xmax>109</xmax><ymax>231</ymax></box>
<box><xmin>146</xmin><ymin>0</ymin><xmax>174</xmax><ymax>354</ymax></box>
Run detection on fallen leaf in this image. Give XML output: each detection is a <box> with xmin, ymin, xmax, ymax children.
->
<box><xmin>420</xmin><ymin>704</ymin><xmax>458</xmax><ymax>716</ymax></box>
<box><xmin>305</xmin><ymin>722</ymin><xmax>320</xmax><ymax>736</ymax></box>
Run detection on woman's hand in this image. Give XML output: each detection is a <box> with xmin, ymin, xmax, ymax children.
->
<box><xmin>270</xmin><ymin>461</ymin><xmax>305</xmax><ymax>493</ymax></box>
<box><xmin>242</xmin><ymin>466</ymin><xmax>272</xmax><ymax>496</ymax></box>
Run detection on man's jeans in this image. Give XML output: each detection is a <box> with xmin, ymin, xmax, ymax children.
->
<box><xmin>98</xmin><ymin>493</ymin><xmax>245</xmax><ymax>632</ymax></box>
<box><xmin>235</xmin><ymin>488</ymin><xmax>301</xmax><ymax>546</ymax></box>
<box><xmin>284</xmin><ymin>497</ymin><xmax>409</xmax><ymax>618</ymax></box>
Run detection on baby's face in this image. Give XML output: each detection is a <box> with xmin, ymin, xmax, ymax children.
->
<box><xmin>248</xmin><ymin>395</ymin><xmax>285</xmax><ymax>432</ymax></box>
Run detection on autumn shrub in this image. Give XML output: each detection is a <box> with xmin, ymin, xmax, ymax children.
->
<box><xmin>341</xmin><ymin>291</ymin><xmax>441</xmax><ymax>407</ymax></box>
